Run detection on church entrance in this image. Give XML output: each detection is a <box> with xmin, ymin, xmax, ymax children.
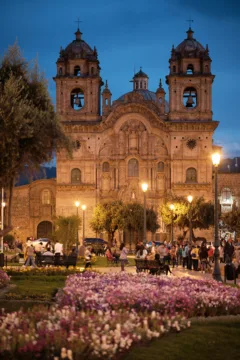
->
<box><xmin>37</xmin><ymin>221</ymin><xmax>53</xmax><ymax>239</ymax></box>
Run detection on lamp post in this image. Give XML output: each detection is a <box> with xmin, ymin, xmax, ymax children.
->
<box><xmin>75</xmin><ymin>201</ymin><xmax>80</xmax><ymax>251</ymax></box>
<box><xmin>142</xmin><ymin>183</ymin><xmax>148</xmax><ymax>245</ymax></box>
<box><xmin>169</xmin><ymin>204</ymin><xmax>175</xmax><ymax>244</ymax></box>
<box><xmin>1</xmin><ymin>187</ymin><xmax>6</xmax><ymax>253</ymax></box>
<box><xmin>82</xmin><ymin>204</ymin><xmax>86</xmax><ymax>243</ymax></box>
<box><xmin>187</xmin><ymin>195</ymin><xmax>193</xmax><ymax>245</ymax></box>
<box><xmin>212</xmin><ymin>152</ymin><xmax>222</xmax><ymax>281</ymax></box>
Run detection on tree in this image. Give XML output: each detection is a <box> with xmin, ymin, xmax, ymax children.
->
<box><xmin>222</xmin><ymin>207</ymin><xmax>240</xmax><ymax>239</ymax></box>
<box><xmin>54</xmin><ymin>215</ymin><xmax>81</xmax><ymax>253</ymax></box>
<box><xmin>90</xmin><ymin>201</ymin><xmax>124</xmax><ymax>242</ymax></box>
<box><xmin>159</xmin><ymin>195</ymin><xmax>214</xmax><ymax>240</ymax></box>
<box><xmin>146</xmin><ymin>207</ymin><xmax>160</xmax><ymax>234</ymax></box>
<box><xmin>0</xmin><ymin>42</ymin><xmax>71</xmax><ymax>227</ymax></box>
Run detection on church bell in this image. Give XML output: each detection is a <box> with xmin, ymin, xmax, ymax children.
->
<box><xmin>186</xmin><ymin>95</ymin><xmax>194</xmax><ymax>107</ymax></box>
<box><xmin>74</xmin><ymin>96</ymin><xmax>82</xmax><ymax>107</ymax></box>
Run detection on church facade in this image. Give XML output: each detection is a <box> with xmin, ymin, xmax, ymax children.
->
<box><xmin>10</xmin><ymin>26</ymin><xmax>223</xmax><ymax>242</ymax></box>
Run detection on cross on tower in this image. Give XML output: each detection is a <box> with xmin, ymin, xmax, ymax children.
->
<box><xmin>75</xmin><ymin>17</ymin><xmax>82</xmax><ymax>30</ymax></box>
<box><xmin>186</xmin><ymin>18</ymin><xmax>194</xmax><ymax>28</ymax></box>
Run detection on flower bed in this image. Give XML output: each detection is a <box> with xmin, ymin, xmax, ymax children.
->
<box><xmin>56</xmin><ymin>272</ymin><xmax>240</xmax><ymax>317</ymax></box>
<box><xmin>0</xmin><ymin>306</ymin><xmax>189</xmax><ymax>359</ymax></box>
<box><xmin>0</xmin><ymin>269</ymin><xmax>10</xmax><ymax>289</ymax></box>
<box><xmin>5</xmin><ymin>266</ymin><xmax>85</xmax><ymax>276</ymax></box>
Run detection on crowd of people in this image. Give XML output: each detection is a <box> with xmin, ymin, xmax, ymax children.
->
<box><xmin>134</xmin><ymin>236</ymin><xmax>240</xmax><ymax>274</ymax></box>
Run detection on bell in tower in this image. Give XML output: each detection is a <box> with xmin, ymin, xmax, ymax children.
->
<box><xmin>186</xmin><ymin>94</ymin><xmax>194</xmax><ymax>107</ymax></box>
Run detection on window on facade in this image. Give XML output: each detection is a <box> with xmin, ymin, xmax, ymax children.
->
<box><xmin>70</xmin><ymin>88</ymin><xmax>84</xmax><ymax>110</ymax></box>
<box><xmin>204</xmin><ymin>64</ymin><xmax>209</xmax><ymax>73</ymax></box>
<box><xmin>157</xmin><ymin>161</ymin><xmax>164</xmax><ymax>172</ymax></box>
<box><xmin>144</xmin><ymin>82</ymin><xmax>147</xmax><ymax>89</ymax></box>
<box><xmin>71</xmin><ymin>168</ymin><xmax>81</xmax><ymax>183</ymax></box>
<box><xmin>102</xmin><ymin>162</ymin><xmax>110</xmax><ymax>172</ymax></box>
<box><xmin>186</xmin><ymin>168</ymin><xmax>197</xmax><ymax>183</ymax></box>
<box><xmin>74</xmin><ymin>66</ymin><xmax>81</xmax><ymax>76</ymax></box>
<box><xmin>91</xmin><ymin>66</ymin><xmax>95</xmax><ymax>75</ymax></box>
<box><xmin>173</xmin><ymin>65</ymin><xmax>176</xmax><ymax>73</ymax></box>
<box><xmin>159</xmin><ymin>97</ymin><xmax>162</xmax><ymax>104</ymax></box>
<box><xmin>221</xmin><ymin>188</ymin><xmax>232</xmax><ymax>202</ymax></box>
<box><xmin>186</xmin><ymin>64</ymin><xmax>194</xmax><ymax>74</ymax></box>
<box><xmin>75</xmin><ymin>140</ymin><xmax>81</xmax><ymax>149</ymax></box>
<box><xmin>105</xmin><ymin>98</ymin><xmax>108</xmax><ymax>106</ymax></box>
<box><xmin>42</xmin><ymin>189</ymin><xmax>51</xmax><ymax>205</ymax></box>
<box><xmin>59</xmin><ymin>67</ymin><xmax>62</xmax><ymax>75</ymax></box>
<box><xmin>183</xmin><ymin>87</ymin><xmax>197</xmax><ymax>108</ymax></box>
<box><xmin>136</xmin><ymin>81</ymin><xmax>139</xmax><ymax>90</ymax></box>
<box><xmin>140</xmin><ymin>81</ymin><xmax>142</xmax><ymax>89</ymax></box>
<box><xmin>128</xmin><ymin>158</ymin><xmax>139</xmax><ymax>177</ymax></box>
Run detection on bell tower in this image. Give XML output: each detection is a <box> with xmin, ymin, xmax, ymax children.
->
<box><xmin>53</xmin><ymin>27</ymin><xmax>103</xmax><ymax>122</ymax></box>
<box><xmin>166</xmin><ymin>27</ymin><xmax>214</xmax><ymax>121</ymax></box>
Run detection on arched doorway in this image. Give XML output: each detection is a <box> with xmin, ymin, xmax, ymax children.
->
<box><xmin>37</xmin><ymin>221</ymin><xmax>53</xmax><ymax>238</ymax></box>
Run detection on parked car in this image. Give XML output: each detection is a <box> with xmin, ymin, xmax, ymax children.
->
<box><xmin>84</xmin><ymin>238</ymin><xmax>108</xmax><ymax>245</ymax></box>
<box><xmin>30</xmin><ymin>238</ymin><xmax>49</xmax><ymax>248</ymax></box>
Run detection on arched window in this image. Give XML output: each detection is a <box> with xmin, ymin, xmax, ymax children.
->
<box><xmin>186</xmin><ymin>168</ymin><xmax>197</xmax><ymax>183</ymax></box>
<box><xmin>70</xmin><ymin>88</ymin><xmax>84</xmax><ymax>110</ymax></box>
<box><xmin>91</xmin><ymin>66</ymin><xmax>95</xmax><ymax>75</ymax></box>
<box><xmin>102</xmin><ymin>162</ymin><xmax>110</xmax><ymax>172</ymax></box>
<box><xmin>157</xmin><ymin>161</ymin><xmax>164</xmax><ymax>172</ymax></box>
<box><xmin>183</xmin><ymin>87</ymin><xmax>197</xmax><ymax>108</ymax></box>
<box><xmin>186</xmin><ymin>64</ymin><xmax>194</xmax><ymax>74</ymax></box>
<box><xmin>59</xmin><ymin>67</ymin><xmax>62</xmax><ymax>75</ymax></box>
<box><xmin>71</xmin><ymin>168</ymin><xmax>81</xmax><ymax>184</ymax></box>
<box><xmin>105</xmin><ymin>98</ymin><xmax>109</xmax><ymax>105</ymax></box>
<box><xmin>75</xmin><ymin>140</ymin><xmax>81</xmax><ymax>149</ymax></box>
<box><xmin>140</xmin><ymin>81</ymin><xmax>142</xmax><ymax>89</ymax></box>
<box><xmin>144</xmin><ymin>82</ymin><xmax>147</xmax><ymax>89</ymax></box>
<box><xmin>173</xmin><ymin>65</ymin><xmax>176</xmax><ymax>73</ymax></box>
<box><xmin>42</xmin><ymin>189</ymin><xmax>51</xmax><ymax>205</ymax></box>
<box><xmin>221</xmin><ymin>188</ymin><xmax>232</xmax><ymax>202</ymax></box>
<box><xmin>135</xmin><ymin>81</ymin><xmax>139</xmax><ymax>90</ymax></box>
<box><xmin>204</xmin><ymin>64</ymin><xmax>209</xmax><ymax>73</ymax></box>
<box><xmin>158</xmin><ymin>97</ymin><xmax>162</xmax><ymax>104</ymax></box>
<box><xmin>74</xmin><ymin>66</ymin><xmax>81</xmax><ymax>76</ymax></box>
<box><xmin>128</xmin><ymin>158</ymin><xmax>139</xmax><ymax>177</ymax></box>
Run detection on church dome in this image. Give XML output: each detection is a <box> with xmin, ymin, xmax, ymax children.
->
<box><xmin>174</xmin><ymin>28</ymin><xmax>207</xmax><ymax>58</ymax></box>
<box><xmin>59</xmin><ymin>28</ymin><xmax>98</xmax><ymax>61</ymax></box>
<box><xmin>116</xmin><ymin>89</ymin><xmax>169</xmax><ymax>113</ymax></box>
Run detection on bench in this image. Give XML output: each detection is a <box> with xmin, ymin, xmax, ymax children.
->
<box><xmin>135</xmin><ymin>259</ymin><xmax>170</xmax><ymax>275</ymax></box>
<box><xmin>135</xmin><ymin>259</ymin><xmax>168</xmax><ymax>275</ymax></box>
<box><xmin>41</xmin><ymin>255</ymin><xmax>77</xmax><ymax>268</ymax></box>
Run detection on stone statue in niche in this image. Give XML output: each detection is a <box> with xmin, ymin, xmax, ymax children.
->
<box><xmin>129</xmin><ymin>130</ymin><xmax>138</xmax><ymax>150</ymax></box>
<box><xmin>119</xmin><ymin>130</ymin><xmax>125</xmax><ymax>155</ymax></box>
<box><xmin>156</xmin><ymin>174</ymin><xmax>165</xmax><ymax>191</ymax></box>
<box><xmin>141</xmin><ymin>130</ymin><xmax>148</xmax><ymax>155</ymax></box>
<box><xmin>101</xmin><ymin>173</ymin><xmax>111</xmax><ymax>191</ymax></box>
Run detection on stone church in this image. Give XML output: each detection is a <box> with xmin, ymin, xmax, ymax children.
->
<box><xmin>10</xmin><ymin>26</ymin><xmax>228</xmax><ymax>242</ymax></box>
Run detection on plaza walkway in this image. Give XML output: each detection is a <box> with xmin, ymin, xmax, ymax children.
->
<box><xmin>94</xmin><ymin>262</ymin><xmax>240</xmax><ymax>285</ymax></box>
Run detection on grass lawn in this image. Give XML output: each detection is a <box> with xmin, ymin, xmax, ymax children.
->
<box><xmin>124</xmin><ymin>318</ymin><xmax>240</xmax><ymax>360</ymax></box>
<box><xmin>0</xmin><ymin>275</ymin><xmax>66</xmax><ymax>312</ymax></box>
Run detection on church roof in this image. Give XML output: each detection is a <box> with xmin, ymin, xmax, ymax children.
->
<box><xmin>59</xmin><ymin>28</ymin><xmax>98</xmax><ymax>61</ymax></box>
<box><xmin>116</xmin><ymin>89</ymin><xmax>169</xmax><ymax>112</ymax></box>
<box><xmin>133</xmin><ymin>69</ymin><xmax>149</xmax><ymax>78</ymax></box>
<box><xmin>173</xmin><ymin>28</ymin><xmax>208</xmax><ymax>59</ymax></box>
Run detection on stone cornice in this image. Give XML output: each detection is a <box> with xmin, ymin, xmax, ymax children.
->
<box><xmin>57</xmin><ymin>184</ymin><xmax>96</xmax><ymax>191</ymax></box>
<box><xmin>166</xmin><ymin>120</ymin><xmax>218</xmax><ymax>132</ymax></box>
<box><xmin>172</xmin><ymin>182</ymin><xmax>212</xmax><ymax>190</ymax></box>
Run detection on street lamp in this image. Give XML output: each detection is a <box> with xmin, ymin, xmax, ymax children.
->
<box><xmin>212</xmin><ymin>152</ymin><xmax>222</xmax><ymax>281</ymax></box>
<box><xmin>75</xmin><ymin>201</ymin><xmax>80</xmax><ymax>251</ymax></box>
<box><xmin>187</xmin><ymin>195</ymin><xmax>193</xmax><ymax>245</ymax></box>
<box><xmin>169</xmin><ymin>204</ymin><xmax>175</xmax><ymax>244</ymax></box>
<box><xmin>142</xmin><ymin>183</ymin><xmax>148</xmax><ymax>244</ymax></box>
<box><xmin>82</xmin><ymin>204</ymin><xmax>86</xmax><ymax>243</ymax></box>
<box><xmin>1</xmin><ymin>187</ymin><xmax>6</xmax><ymax>253</ymax></box>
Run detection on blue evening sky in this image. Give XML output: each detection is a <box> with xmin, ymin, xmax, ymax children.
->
<box><xmin>0</xmin><ymin>0</ymin><xmax>239</xmax><ymax>159</ymax></box>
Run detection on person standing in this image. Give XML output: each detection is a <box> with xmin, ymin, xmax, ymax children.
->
<box><xmin>24</xmin><ymin>245</ymin><xmax>37</xmax><ymax>267</ymax></box>
<box><xmin>119</xmin><ymin>243</ymin><xmax>128</xmax><ymax>271</ymax></box>
<box><xmin>34</xmin><ymin>241</ymin><xmax>43</xmax><ymax>266</ymax></box>
<box><xmin>224</xmin><ymin>237</ymin><xmax>235</xmax><ymax>263</ymax></box>
<box><xmin>85</xmin><ymin>246</ymin><xmax>92</xmax><ymax>268</ymax></box>
<box><xmin>199</xmin><ymin>242</ymin><xmax>208</xmax><ymax>273</ymax></box>
<box><xmin>191</xmin><ymin>245</ymin><xmax>199</xmax><ymax>271</ymax></box>
<box><xmin>182</xmin><ymin>244</ymin><xmax>188</xmax><ymax>269</ymax></box>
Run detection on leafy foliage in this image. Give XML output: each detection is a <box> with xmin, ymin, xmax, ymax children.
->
<box><xmin>0</xmin><ymin>42</ymin><xmax>71</xmax><ymax>225</ymax></box>
<box><xmin>222</xmin><ymin>207</ymin><xmax>240</xmax><ymax>238</ymax></box>
<box><xmin>159</xmin><ymin>195</ymin><xmax>214</xmax><ymax>236</ymax></box>
<box><xmin>54</xmin><ymin>215</ymin><xmax>81</xmax><ymax>253</ymax></box>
